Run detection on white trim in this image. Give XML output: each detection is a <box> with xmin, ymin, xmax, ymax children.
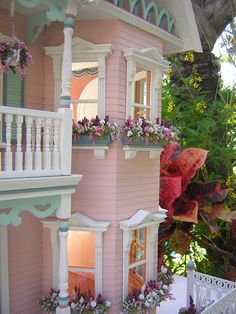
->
<box><xmin>0</xmin><ymin>225</ymin><xmax>10</xmax><ymax>314</ymax></box>
<box><xmin>72</xmin><ymin>145</ymin><xmax>109</xmax><ymax>160</ymax></box>
<box><xmin>122</xmin><ymin>145</ymin><xmax>163</xmax><ymax>160</ymax></box>
<box><xmin>44</xmin><ymin>37</ymin><xmax>112</xmax><ymax>113</ymax></box>
<box><xmin>119</xmin><ymin>209</ymin><xmax>166</xmax><ymax>300</ymax></box>
<box><xmin>94</xmin><ymin>1</ymin><xmax>202</xmax><ymax>54</ymax></box>
<box><xmin>123</xmin><ymin>48</ymin><xmax>169</xmax><ymax>119</ymax></box>
<box><xmin>42</xmin><ymin>213</ymin><xmax>110</xmax><ymax>294</ymax></box>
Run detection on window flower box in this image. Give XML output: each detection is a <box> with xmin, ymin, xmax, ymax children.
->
<box><xmin>122</xmin><ymin>117</ymin><xmax>178</xmax><ymax>159</ymax></box>
<box><xmin>73</xmin><ymin>135</ymin><xmax>112</xmax><ymax>146</ymax></box>
<box><xmin>72</xmin><ymin>116</ymin><xmax>119</xmax><ymax>159</ymax></box>
<box><xmin>123</xmin><ymin>136</ymin><xmax>168</xmax><ymax>147</ymax></box>
<box><xmin>122</xmin><ymin>266</ymin><xmax>174</xmax><ymax>314</ymax></box>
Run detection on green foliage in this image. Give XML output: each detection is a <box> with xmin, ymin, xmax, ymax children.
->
<box><xmin>160</xmin><ymin>50</ymin><xmax>236</xmax><ymax>279</ymax></box>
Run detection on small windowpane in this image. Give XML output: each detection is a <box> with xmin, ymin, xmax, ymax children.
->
<box><xmin>129</xmin><ymin>228</ymin><xmax>146</xmax><ymax>264</ymax></box>
<box><xmin>133</xmin><ymin>68</ymin><xmax>151</xmax><ymax>119</ymax></box>
<box><xmin>68</xmin><ymin>271</ymin><xmax>95</xmax><ymax>296</ymax></box>
<box><xmin>71</xmin><ymin>62</ymin><xmax>98</xmax><ymax>121</ymax></box>
<box><xmin>68</xmin><ymin>231</ymin><xmax>95</xmax><ymax>269</ymax></box>
<box><xmin>128</xmin><ymin>264</ymin><xmax>146</xmax><ymax>292</ymax></box>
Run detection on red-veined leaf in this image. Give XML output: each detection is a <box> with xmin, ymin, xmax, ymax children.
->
<box><xmin>159</xmin><ymin>176</ymin><xmax>182</xmax><ymax>214</ymax></box>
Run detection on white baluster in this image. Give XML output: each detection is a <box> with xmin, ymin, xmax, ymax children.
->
<box><xmin>15</xmin><ymin>115</ymin><xmax>23</xmax><ymax>171</ymax></box>
<box><xmin>4</xmin><ymin>114</ymin><xmax>13</xmax><ymax>171</ymax></box>
<box><xmin>25</xmin><ymin>116</ymin><xmax>33</xmax><ymax>171</ymax></box>
<box><xmin>43</xmin><ymin>118</ymin><xmax>52</xmax><ymax>170</ymax></box>
<box><xmin>52</xmin><ymin>119</ymin><xmax>60</xmax><ymax>170</ymax></box>
<box><xmin>31</xmin><ymin>120</ymin><xmax>36</xmax><ymax>169</ymax></box>
<box><xmin>34</xmin><ymin>117</ymin><xmax>43</xmax><ymax>171</ymax></box>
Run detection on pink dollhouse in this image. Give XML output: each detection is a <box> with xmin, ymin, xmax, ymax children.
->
<box><xmin>0</xmin><ymin>1</ymin><xmax>201</xmax><ymax>313</ymax></box>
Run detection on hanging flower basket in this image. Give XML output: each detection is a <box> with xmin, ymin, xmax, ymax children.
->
<box><xmin>0</xmin><ymin>36</ymin><xmax>32</xmax><ymax>78</ymax></box>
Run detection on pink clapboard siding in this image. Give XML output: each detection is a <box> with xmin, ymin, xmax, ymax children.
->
<box><xmin>8</xmin><ymin>212</ymin><xmax>42</xmax><ymax>314</ymax></box>
<box><xmin>70</xmin><ymin>19</ymin><xmax>163</xmax><ymax>313</ymax></box>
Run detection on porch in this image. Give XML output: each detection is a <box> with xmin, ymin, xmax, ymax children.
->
<box><xmin>158</xmin><ymin>265</ymin><xmax>236</xmax><ymax>314</ymax></box>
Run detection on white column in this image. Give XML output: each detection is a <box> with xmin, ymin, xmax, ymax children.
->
<box><xmin>56</xmin><ymin>194</ymin><xmax>71</xmax><ymax>314</ymax></box>
<box><xmin>0</xmin><ymin>225</ymin><xmax>10</xmax><ymax>314</ymax></box>
<box><xmin>57</xmin><ymin>219</ymin><xmax>70</xmax><ymax>314</ymax></box>
<box><xmin>60</xmin><ymin>1</ymin><xmax>77</xmax><ymax>109</ymax></box>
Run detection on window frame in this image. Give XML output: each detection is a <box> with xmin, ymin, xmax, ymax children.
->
<box><xmin>119</xmin><ymin>209</ymin><xmax>167</xmax><ymax>300</ymax></box>
<box><xmin>42</xmin><ymin>213</ymin><xmax>110</xmax><ymax>295</ymax></box>
<box><xmin>44</xmin><ymin>37</ymin><xmax>112</xmax><ymax>115</ymax></box>
<box><xmin>123</xmin><ymin>48</ymin><xmax>169</xmax><ymax>119</ymax></box>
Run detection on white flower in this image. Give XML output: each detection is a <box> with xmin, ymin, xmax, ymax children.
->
<box><xmin>163</xmin><ymin>284</ymin><xmax>168</xmax><ymax>290</ymax></box>
<box><xmin>145</xmin><ymin>301</ymin><xmax>151</xmax><ymax>307</ymax></box>
<box><xmin>91</xmin><ymin>301</ymin><xmax>97</xmax><ymax>308</ymax></box>
<box><xmin>127</xmin><ymin>130</ymin><xmax>133</xmax><ymax>137</ymax></box>
<box><xmin>70</xmin><ymin>302</ymin><xmax>76</xmax><ymax>309</ymax></box>
<box><xmin>149</xmin><ymin>127</ymin><xmax>154</xmax><ymax>133</ymax></box>
<box><xmin>105</xmin><ymin>300</ymin><xmax>111</xmax><ymax>307</ymax></box>
<box><xmin>161</xmin><ymin>266</ymin><xmax>168</xmax><ymax>274</ymax></box>
<box><xmin>79</xmin><ymin>297</ymin><xmax>84</xmax><ymax>304</ymax></box>
<box><xmin>139</xmin><ymin>294</ymin><xmax>145</xmax><ymax>300</ymax></box>
<box><xmin>100</xmin><ymin>119</ymin><xmax>105</xmax><ymax>124</ymax></box>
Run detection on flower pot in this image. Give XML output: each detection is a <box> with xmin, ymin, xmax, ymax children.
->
<box><xmin>123</xmin><ymin>136</ymin><xmax>167</xmax><ymax>147</ymax></box>
<box><xmin>73</xmin><ymin>135</ymin><xmax>112</xmax><ymax>146</ymax></box>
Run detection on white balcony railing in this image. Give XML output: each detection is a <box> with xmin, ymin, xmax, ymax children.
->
<box><xmin>0</xmin><ymin>106</ymin><xmax>72</xmax><ymax>178</ymax></box>
<box><xmin>187</xmin><ymin>263</ymin><xmax>236</xmax><ymax>314</ymax></box>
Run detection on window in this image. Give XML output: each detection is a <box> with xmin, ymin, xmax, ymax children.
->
<box><xmin>68</xmin><ymin>230</ymin><xmax>95</xmax><ymax>295</ymax></box>
<box><xmin>123</xmin><ymin>48</ymin><xmax>169</xmax><ymax>119</ymax></box>
<box><xmin>120</xmin><ymin>209</ymin><xmax>166</xmax><ymax>300</ymax></box>
<box><xmin>44</xmin><ymin>37</ymin><xmax>112</xmax><ymax>114</ymax></box>
<box><xmin>0</xmin><ymin>71</ymin><xmax>24</xmax><ymax>144</ymax></box>
<box><xmin>128</xmin><ymin>227</ymin><xmax>147</xmax><ymax>292</ymax></box>
<box><xmin>42</xmin><ymin>213</ymin><xmax>110</xmax><ymax>295</ymax></box>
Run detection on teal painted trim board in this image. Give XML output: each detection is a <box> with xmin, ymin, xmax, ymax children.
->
<box><xmin>110</xmin><ymin>0</ymin><xmax>175</xmax><ymax>33</ymax></box>
<box><xmin>0</xmin><ymin>195</ymin><xmax>60</xmax><ymax>226</ymax></box>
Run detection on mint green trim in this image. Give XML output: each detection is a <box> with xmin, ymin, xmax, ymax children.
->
<box><xmin>64</xmin><ymin>16</ymin><xmax>75</xmax><ymax>29</ymax></box>
<box><xmin>59</xmin><ymin>220</ymin><xmax>69</xmax><ymax>232</ymax></box>
<box><xmin>0</xmin><ymin>185</ymin><xmax>76</xmax><ymax>196</ymax></box>
<box><xmin>0</xmin><ymin>195</ymin><xmax>60</xmax><ymax>226</ymax></box>
<box><xmin>111</xmin><ymin>0</ymin><xmax>175</xmax><ymax>33</ymax></box>
<box><xmin>16</xmin><ymin>0</ymin><xmax>67</xmax><ymax>43</ymax></box>
<box><xmin>60</xmin><ymin>96</ymin><xmax>71</xmax><ymax>107</ymax></box>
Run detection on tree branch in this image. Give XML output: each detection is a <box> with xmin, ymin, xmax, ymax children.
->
<box><xmin>186</xmin><ymin>230</ymin><xmax>236</xmax><ymax>263</ymax></box>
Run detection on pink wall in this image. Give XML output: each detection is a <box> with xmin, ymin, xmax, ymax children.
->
<box><xmin>1</xmin><ymin>11</ymin><xmax>164</xmax><ymax>314</ymax></box>
<box><xmin>8</xmin><ymin>212</ymin><xmax>42</xmax><ymax>314</ymax></box>
<box><xmin>69</xmin><ymin>19</ymin><xmax>163</xmax><ymax>313</ymax></box>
